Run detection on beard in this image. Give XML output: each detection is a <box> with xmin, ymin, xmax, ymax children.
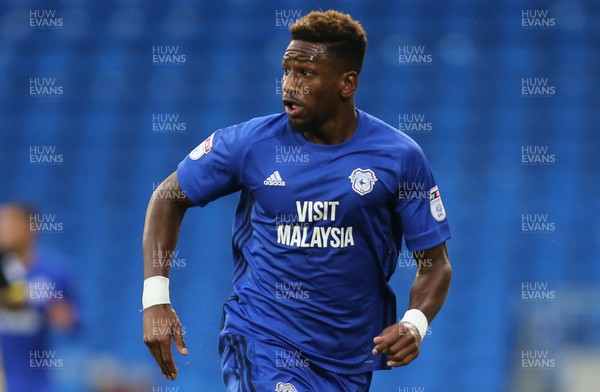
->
<box><xmin>287</xmin><ymin>112</ymin><xmax>324</xmax><ymax>136</ymax></box>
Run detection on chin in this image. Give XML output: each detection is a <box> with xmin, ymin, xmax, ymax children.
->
<box><xmin>287</xmin><ymin>118</ymin><xmax>307</xmax><ymax>133</ymax></box>
<box><xmin>287</xmin><ymin>116</ymin><xmax>320</xmax><ymax>134</ymax></box>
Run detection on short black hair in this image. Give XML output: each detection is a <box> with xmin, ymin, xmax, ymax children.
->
<box><xmin>290</xmin><ymin>10</ymin><xmax>367</xmax><ymax>74</ymax></box>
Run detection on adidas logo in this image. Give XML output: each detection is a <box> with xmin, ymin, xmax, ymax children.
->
<box><xmin>264</xmin><ymin>171</ymin><xmax>286</xmax><ymax>186</ymax></box>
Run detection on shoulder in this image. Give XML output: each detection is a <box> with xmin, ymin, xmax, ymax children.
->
<box><xmin>359</xmin><ymin>109</ymin><xmax>425</xmax><ymax>159</ymax></box>
<box><xmin>32</xmin><ymin>247</ymin><xmax>72</xmax><ymax>278</ymax></box>
<box><xmin>220</xmin><ymin>113</ymin><xmax>288</xmax><ymax>144</ymax></box>
<box><xmin>207</xmin><ymin>113</ymin><xmax>288</xmax><ymax>169</ymax></box>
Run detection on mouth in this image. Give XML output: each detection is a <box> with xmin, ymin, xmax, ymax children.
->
<box><xmin>282</xmin><ymin>97</ymin><xmax>304</xmax><ymax>117</ymax></box>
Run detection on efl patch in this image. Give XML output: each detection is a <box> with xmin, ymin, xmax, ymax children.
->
<box><xmin>349</xmin><ymin>168</ymin><xmax>378</xmax><ymax>196</ymax></box>
<box><xmin>429</xmin><ymin>185</ymin><xmax>446</xmax><ymax>222</ymax></box>
<box><xmin>189</xmin><ymin>133</ymin><xmax>214</xmax><ymax>160</ymax></box>
<box><xmin>275</xmin><ymin>382</ymin><xmax>298</xmax><ymax>392</ymax></box>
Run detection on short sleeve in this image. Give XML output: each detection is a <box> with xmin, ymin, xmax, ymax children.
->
<box><xmin>395</xmin><ymin>144</ymin><xmax>451</xmax><ymax>251</ymax></box>
<box><xmin>177</xmin><ymin>125</ymin><xmax>244</xmax><ymax>207</ymax></box>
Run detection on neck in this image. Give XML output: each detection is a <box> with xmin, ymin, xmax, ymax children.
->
<box><xmin>303</xmin><ymin>104</ymin><xmax>358</xmax><ymax>145</ymax></box>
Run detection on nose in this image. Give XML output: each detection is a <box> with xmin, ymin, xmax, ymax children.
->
<box><xmin>282</xmin><ymin>72</ymin><xmax>300</xmax><ymax>96</ymax></box>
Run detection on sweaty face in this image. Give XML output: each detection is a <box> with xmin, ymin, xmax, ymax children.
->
<box><xmin>281</xmin><ymin>40</ymin><xmax>342</xmax><ymax>134</ymax></box>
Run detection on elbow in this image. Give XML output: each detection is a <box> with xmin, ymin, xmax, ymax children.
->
<box><xmin>442</xmin><ymin>257</ymin><xmax>452</xmax><ymax>285</ymax></box>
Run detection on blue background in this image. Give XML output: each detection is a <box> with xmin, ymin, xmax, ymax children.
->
<box><xmin>1</xmin><ymin>0</ymin><xmax>599</xmax><ymax>391</ymax></box>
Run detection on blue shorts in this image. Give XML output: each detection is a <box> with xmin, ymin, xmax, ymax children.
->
<box><xmin>218</xmin><ymin>332</ymin><xmax>373</xmax><ymax>392</ymax></box>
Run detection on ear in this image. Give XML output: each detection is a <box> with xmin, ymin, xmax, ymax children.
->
<box><xmin>339</xmin><ymin>71</ymin><xmax>358</xmax><ymax>99</ymax></box>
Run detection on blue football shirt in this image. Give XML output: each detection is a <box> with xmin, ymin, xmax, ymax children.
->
<box><xmin>177</xmin><ymin>109</ymin><xmax>451</xmax><ymax>374</ymax></box>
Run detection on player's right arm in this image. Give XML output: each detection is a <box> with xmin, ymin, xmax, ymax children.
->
<box><xmin>142</xmin><ymin>171</ymin><xmax>195</xmax><ymax>381</ymax></box>
<box><xmin>143</xmin><ymin>124</ymin><xmax>246</xmax><ymax>379</ymax></box>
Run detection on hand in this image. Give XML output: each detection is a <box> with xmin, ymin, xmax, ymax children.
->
<box><xmin>47</xmin><ymin>301</ymin><xmax>76</xmax><ymax>330</ymax></box>
<box><xmin>372</xmin><ymin>322</ymin><xmax>421</xmax><ymax>367</ymax></box>
<box><xmin>143</xmin><ymin>304</ymin><xmax>188</xmax><ymax>380</ymax></box>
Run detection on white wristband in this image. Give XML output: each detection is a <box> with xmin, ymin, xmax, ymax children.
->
<box><xmin>142</xmin><ymin>276</ymin><xmax>171</xmax><ymax>310</ymax></box>
<box><xmin>400</xmin><ymin>309</ymin><xmax>429</xmax><ymax>341</ymax></box>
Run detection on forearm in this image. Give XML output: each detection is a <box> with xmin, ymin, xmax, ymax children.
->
<box><xmin>142</xmin><ymin>176</ymin><xmax>192</xmax><ymax>379</ymax></box>
<box><xmin>142</xmin><ymin>175</ymin><xmax>191</xmax><ymax>279</ymax></box>
<box><xmin>408</xmin><ymin>244</ymin><xmax>452</xmax><ymax>322</ymax></box>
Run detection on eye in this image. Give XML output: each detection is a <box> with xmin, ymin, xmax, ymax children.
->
<box><xmin>282</xmin><ymin>68</ymin><xmax>290</xmax><ymax>76</ymax></box>
<box><xmin>302</xmin><ymin>70</ymin><xmax>312</xmax><ymax>77</ymax></box>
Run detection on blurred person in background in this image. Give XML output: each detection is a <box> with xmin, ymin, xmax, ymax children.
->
<box><xmin>0</xmin><ymin>203</ymin><xmax>79</xmax><ymax>392</ymax></box>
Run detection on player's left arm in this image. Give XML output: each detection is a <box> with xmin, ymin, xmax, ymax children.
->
<box><xmin>46</xmin><ymin>267</ymin><xmax>79</xmax><ymax>331</ymax></box>
<box><xmin>373</xmin><ymin>241</ymin><xmax>452</xmax><ymax>367</ymax></box>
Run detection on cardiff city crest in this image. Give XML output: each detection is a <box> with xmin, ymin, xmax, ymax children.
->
<box><xmin>275</xmin><ymin>382</ymin><xmax>299</xmax><ymax>392</ymax></box>
<box><xmin>349</xmin><ymin>168</ymin><xmax>378</xmax><ymax>196</ymax></box>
